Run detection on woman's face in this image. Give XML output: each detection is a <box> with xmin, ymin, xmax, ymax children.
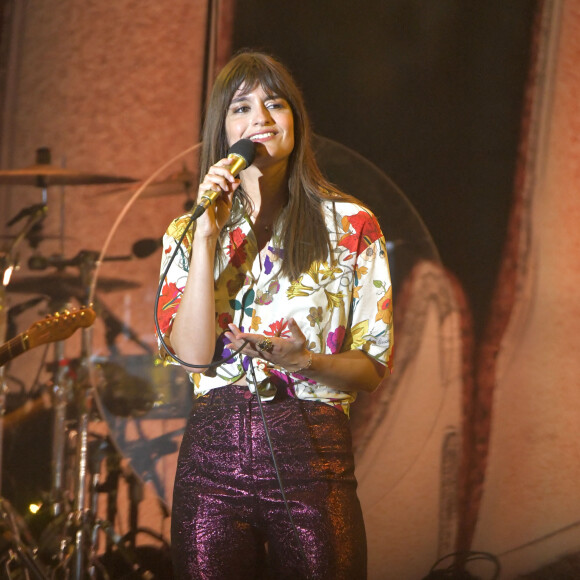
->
<box><xmin>225</xmin><ymin>83</ymin><xmax>294</xmax><ymax>170</ymax></box>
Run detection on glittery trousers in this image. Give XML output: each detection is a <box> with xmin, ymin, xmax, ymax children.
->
<box><xmin>171</xmin><ymin>385</ymin><xmax>367</xmax><ymax>580</ymax></box>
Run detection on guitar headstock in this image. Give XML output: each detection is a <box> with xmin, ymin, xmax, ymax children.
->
<box><xmin>27</xmin><ymin>307</ymin><xmax>97</xmax><ymax>348</ymax></box>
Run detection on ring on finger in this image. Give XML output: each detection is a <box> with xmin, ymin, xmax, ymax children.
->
<box><xmin>256</xmin><ymin>337</ymin><xmax>274</xmax><ymax>353</ymax></box>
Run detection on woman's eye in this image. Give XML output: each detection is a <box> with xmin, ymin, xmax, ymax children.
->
<box><xmin>267</xmin><ymin>100</ymin><xmax>285</xmax><ymax>110</ymax></box>
<box><xmin>233</xmin><ymin>105</ymin><xmax>250</xmax><ymax>114</ymax></box>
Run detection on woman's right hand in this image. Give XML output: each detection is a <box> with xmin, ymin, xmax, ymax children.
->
<box><xmin>194</xmin><ymin>157</ymin><xmax>241</xmax><ymax>239</ymax></box>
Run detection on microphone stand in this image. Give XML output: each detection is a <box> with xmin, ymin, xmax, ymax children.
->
<box><xmin>71</xmin><ymin>323</ymin><xmax>92</xmax><ymax>579</ymax></box>
<box><xmin>66</xmin><ymin>249</ymin><xmax>102</xmax><ymax>580</ymax></box>
<box><xmin>64</xmin><ymin>250</ymin><xmax>150</xmax><ymax>579</ymax></box>
<box><xmin>49</xmin><ymin>339</ymin><xmax>70</xmax><ymax>519</ymax></box>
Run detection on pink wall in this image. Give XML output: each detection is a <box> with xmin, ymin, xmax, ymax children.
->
<box><xmin>471</xmin><ymin>1</ymin><xmax>580</xmax><ymax>577</ymax></box>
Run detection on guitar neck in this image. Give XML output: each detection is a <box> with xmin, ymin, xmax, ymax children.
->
<box><xmin>0</xmin><ymin>333</ymin><xmax>29</xmax><ymax>367</ymax></box>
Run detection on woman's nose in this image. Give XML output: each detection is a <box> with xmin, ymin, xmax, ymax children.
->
<box><xmin>253</xmin><ymin>104</ymin><xmax>272</xmax><ymax>125</ymax></box>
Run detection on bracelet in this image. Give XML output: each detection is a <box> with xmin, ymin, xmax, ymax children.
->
<box><xmin>292</xmin><ymin>350</ymin><xmax>313</xmax><ymax>374</ymax></box>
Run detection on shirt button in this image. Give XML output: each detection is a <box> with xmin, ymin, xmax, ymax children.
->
<box><xmin>243</xmin><ymin>390</ymin><xmax>252</xmax><ymax>399</ymax></box>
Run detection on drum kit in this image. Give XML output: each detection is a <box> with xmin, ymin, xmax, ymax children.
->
<box><xmin>0</xmin><ymin>149</ymin><xmax>194</xmax><ymax>579</ymax></box>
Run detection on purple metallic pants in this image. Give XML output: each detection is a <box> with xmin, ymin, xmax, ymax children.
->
<box><xmin>171</xmin><ymin>385</ymin><xmax>367</xmax><ymax>579</ymax></box>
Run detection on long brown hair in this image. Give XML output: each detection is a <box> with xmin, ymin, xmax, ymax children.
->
<box><xmin>200</xmin><ymin>50</ymin><xmax>357</xmax><ymax>279</ymax></box>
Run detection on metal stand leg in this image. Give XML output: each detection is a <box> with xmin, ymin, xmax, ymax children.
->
<box><xmin>0</xmin><ymin>497</ymin><xmax>49</xmax><ymax>580</ymax></box>
<box><xmin>50</xmin><ymin>340</ymin><xmax>69</xmax><ymax>518</ymax></box>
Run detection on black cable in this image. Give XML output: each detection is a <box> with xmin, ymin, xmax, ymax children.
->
<box><xmin>247</xmin><ymin>359</ymin><xmax>311</xmax><ymax>578</ymax></box>
<box><xmin>424</xmin><ymin>551</ymin><xmax>501</xmax><ymax>580</ymax></box>
<box><xmin>498</xmin><ymin>517</ymin><xmax>580</xmax><ymax>557</ymax></box>
<box><xmin>154</xmin><ymin>213</ymin><xmax>311</xmax><ymax>577</ymax></box>
<box><xmin>153</xmin><ymin>211</ymin><xmax>247</xmax><ymax>369</ymax></box>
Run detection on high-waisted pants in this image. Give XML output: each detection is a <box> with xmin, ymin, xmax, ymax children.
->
<box><xmin>171</xmin><ymin>385</ymin><xmax>367</xmax><ymax>580</ymax></box>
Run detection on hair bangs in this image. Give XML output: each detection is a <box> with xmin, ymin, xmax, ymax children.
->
<box><xmin>224</xmin><ymin>55</ymin><xmax>294</xmax><ymax>109</ymax></box>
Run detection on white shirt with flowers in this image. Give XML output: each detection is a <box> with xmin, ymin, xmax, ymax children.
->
<box><xmin>157</xmin><ymin>199</ymin><xmax>393</xmax><ymax>416</ymax></box>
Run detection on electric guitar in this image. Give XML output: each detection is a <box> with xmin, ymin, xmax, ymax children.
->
<box><xmin>0</xmin><ymin>307</ymin><xmax>96</xmax><ymax>367</ymax></box>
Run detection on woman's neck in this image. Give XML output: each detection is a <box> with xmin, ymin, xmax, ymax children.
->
<box><xmin>241</xmin><ymin>162</ymin><xmax>289</xmax><ymax>221</ymax></box>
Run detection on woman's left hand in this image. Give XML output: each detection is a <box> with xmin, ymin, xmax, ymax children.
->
<box><xmin>224</xmin><ymin>318</ymin><xmax>311</xmax><ymax>373</ymax></box>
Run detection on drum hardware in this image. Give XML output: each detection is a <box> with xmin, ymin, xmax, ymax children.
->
<box><xmin>1</xmin><ymin>185</ymin><xmax>48</xmax><ymax>496</ymax></box>
<box><xmin>95</xmin><ymin>361</ymin><xmax>157</xmax><ymax>418</ymax></box>
<box><xmin>0</xmin><ymin>306</ymin><xmax>97</xmax><ymax>578</ymax></box>
<box><xmin>5</xmin><ymin>203</ymin><xmax>48</xmax><ymax>228</ymax></box>
<box><xmin>120</xmin><ymin>430</ymin><xmax>181</xmax><ymax>511</ymax></box>
<box><xmin>29</xmin><ymin>434</ymin><xmax>147</xmax><ymax>578</ymax></box>
<box><xmin>5</xmin><ymin>272</ymin><xmax>141</xmax><ymax>299</ymax></box>
<box><xmin>0</xmin><ymin>498</ymin><xmax>49</xmax><ymax>579</ymax></box>
<box><xmin>50</xmin><ymin>341</ymin><xmax>72</xmax><ymax>519</ymax></box>
<box><xmin>0</xmin><ymin>148</ymin><xmax>138</xmax><ymax>188</ymax></box>
<box><xmin>1</xmin><ymin>144</ymin><xmax>205</xmax><ymax>576</ymax></box>
<box><xmin>85</xmin><ymin>438</ymin><xmax>162</xmax><ymax>579</ymax></box>
<box><xmin>42</xmin><ymin>253</ymin><xmax>158</xmax><ymax>579</ymax></box>
<box><xmin>1</xmin><ymin>202</ymin><xmax>48</xmax><ymax>289</ymax></box>
<box><xmin>137</xmin><ymin>164</ymin><xmax>197</xmax><ymax>211</ymax></box>
<box><xmin>88</xmin><ymin>456</ymin><xmax>170</xmax><ymax>579</ymax></box>
<box><xmin>0</xmin><ymin>148</ymin><xmax>170</xmax><ymax>578</ymax></box>
<box><xmin>0</xmin><ymin>304</ymin><xmax>97</xmax><ymax>569</ymax></box>
<box><xmin>27</xmin><ymin>250</ymin><xmax>134</xmax><ymax>273</ymax></box>
<box><xmin>144</xmin><ymin>164</ymin><xmax>197</xmax><ymax>194</ymax></box>
<box><xmin>94</xmin><ymin>440</ymin><xmax>122</xmax><ymax>555</ymax></box>
<box><xmin>2</xmin><ymin>388</ymin><xmax>51</xmax><ymax>435</ymax></box>
<box><xmin>96</xmin><ymin>163</ymin><xmax>197</xmax><ymax>199</ymax></box>
<box><xmin>93</xmin><ymin>353</ymin><xmax>192</xmax><ymax>516</ymax></box>
<box><xmin>0</xmin><ymin>274</ymin><xmax>143</xmax><ymax>575</ymax></box>
<box><xmin>37</xmin><ymin>433</ymin><xmax>159</xmax><ymax>579</ymax></box>
<box><xmin>95</xmin><ymin>162</ymin><xmax>198</xmax><ymax>213</ymax></box>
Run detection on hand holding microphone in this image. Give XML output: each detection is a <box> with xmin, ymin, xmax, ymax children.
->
<box><xmin>191</xmin><ymin>139</ymin><xmax>256</xmax><ymax>220</ymax></box>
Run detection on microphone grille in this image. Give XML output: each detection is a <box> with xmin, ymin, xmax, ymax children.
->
<box><xmin>227</xmin><ymin>139</ymin><xmax>256</xmax><ymax>166</ymax></box>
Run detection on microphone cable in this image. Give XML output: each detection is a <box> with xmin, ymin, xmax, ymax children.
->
<box><xmin>154</xmin><ymin>211</ymin><xmax>312</xmax><ymax>578</ymax></box>
<box><xmin>143</xmin><ymin>138</ymin><xmax>310</xmax><ymax>577</ymax></box>
<box><xmin>246</xmin><ymin>357</ymin><xmax>312</xmax><ymax>577</ymax></box>
<box><xmin>154</xmin><ymin>138</ymin><xmax>256</xmax><ymax>369</ymax></box>
<box><xmin>154</xmin><ymin>209</ymin><xmax>247</xmax><ymax>370</ymax></box>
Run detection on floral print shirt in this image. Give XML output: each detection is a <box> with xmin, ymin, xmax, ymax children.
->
<box><xmin>157</xmin><ymin>200</ymin><xmax>393</xmax><ymax>416</ymax></box>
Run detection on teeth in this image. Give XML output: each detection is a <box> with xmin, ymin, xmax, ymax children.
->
<box><xmin>250</xmin><ymin>132</ymin><xmax>275</xmax><ymax>140</ymax></box>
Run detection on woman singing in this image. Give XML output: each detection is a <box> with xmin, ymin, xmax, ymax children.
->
<box><xmin>157</xmin><ymin>50</ymin><xmax>393</xmax><ymax>579</ymax></box>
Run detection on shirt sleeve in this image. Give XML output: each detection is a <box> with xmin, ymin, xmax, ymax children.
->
<box><xmin>341</xmin><ymin>208</ymin><xmax>394</xmax><ymax>373</ymax></box>
<box><xmin>156</xmin><ymin>215</ymin><xmax>194</xmax><ymax>363</ymax></box>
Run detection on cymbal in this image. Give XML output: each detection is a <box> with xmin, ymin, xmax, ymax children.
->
<box><xmin>6</xmin><ymin>273</ymin><xmax>140</xmax><ymax>296</ymax></box>
<box><xmin>141</xmin><ymin>168</ymin><xmax>198</xmax><ymax>197</ymax></box>
<box><xmin>96</xmin><ymin>167</ymin><xmax>198</xmax><ymax>198</ymax></box>
<box><xmin>0</xmin><ymin>163</ymin><xmax>138</xmax><ymax>186</ymax></box>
